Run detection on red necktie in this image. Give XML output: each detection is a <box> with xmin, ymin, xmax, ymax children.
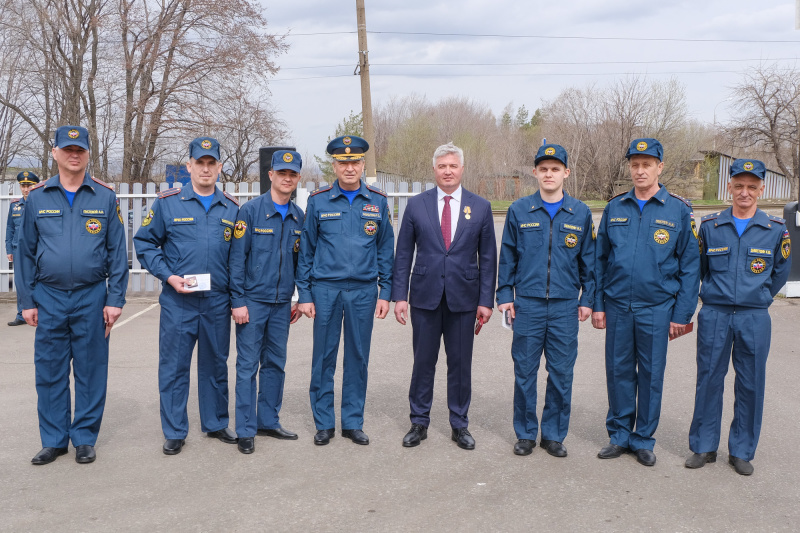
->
<box><xmin>442</xmin><ymin>195</ymin><xmax>452</xmax><ymax>250</ymax></box>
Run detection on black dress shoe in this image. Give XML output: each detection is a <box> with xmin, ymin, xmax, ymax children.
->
<box><xmin>8</xmin><ymin>318</ymin><xmax>26</xmax><ymax>326</ymax></box>
<box><xmin>451</xmin><ymin>427</ymin><xmax>475</xmax><ymax>450</ymax></box>
<box><xmin>207</xmin><ymin>428</ymin><xmax>237</xmax><ymax>444</ymax></box>
<box><xmin>31</xmin><ymin>447</ymin><xmax>68</xmax><ymax>465</ymax></box>
<box><xmin>685</xmin><ymin>451</ymin><xmax>717</xmax><ymax>469</ymax></box>
<box><xmin>75</xmin><ymin>444</ymin><xmax>96</xmax><ymax>464</ymax></box>
<box><xmin>342</xmin><ymin>429</ymin><xmax>370</xmax><ymax>445</ymax></box>
<box><xmin>513</xmin><ymin>439</ymin><xmax>534</xmax><ymax>456</ymax></box>
<box><xmin>635</xmin><ymin>448</ymin><xmax>656</xmax><ymax>466</ymax></box>
<box><xmin>540</xmin><ymin>439</ymin><xmax>568</xmax><ymax>458</ymax></box>
<box><xmin>238</xmin><ymin>437</ymin><xmax>255</xmax><ymax>454</ymax></box>
<box><xmin>402</xmin><ymin>424</ymin><xmax>428</xmax><ymax>447</ymax></box>
<box><xmin>163</xmin><ymin>439</ymin><xmax>185</xmax><ymax>455</ymax></box>
<box><xmin>597</xmin><ymin>443</ymin><xmax>629</xmax><ymax>459</ymax></box>
<box><xmin>729</xmin><ymin>456</ymin><xmax>754</xmax><ymax>476</ymax></box>
<box><xmin>314</xmin><ymin>429</ymin><xmax>335</xmax><ymax>445</ymax></box>
<box><xmin>258</xmin><ymin>426</ymin><xmax>298</xmax><ymax>440</ymax></box>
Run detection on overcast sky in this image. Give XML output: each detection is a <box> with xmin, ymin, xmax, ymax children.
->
<box><xmin>261</xmin><ymin>0</ymin><xmax>800</xmax><ymax>168</ymax></box>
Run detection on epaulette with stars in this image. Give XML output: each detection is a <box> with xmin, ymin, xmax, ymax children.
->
<box><xmin>701</xmin><ymin>212</ymin><xmax>720</xmax><ymax>223</ymax></box>
<box><xmin>768</xmin><ymin>214</ymin><xmax>786</xmax><ymax>225</ymax></box>
<box><xmin>158</xmin><ymin>187</ymin><xmax>181</xmax><ymax>199</ymax></box>
<box><xmin>310</xmin><ymin>184</ymin><xmax>332</xmax><ymax>197</ymax></box>
<box><xmin>366</xmin><ymin>184</ymin><xmax>387</xmax><ymax>197</ymax></box>
<box><xmin>608</xmin><ymin>191</ymin><xmax>626</xmax><ymax>202</ymax></box>
<box><xmin>10</xmin><ymin>198</ymin><xmax>20</xmax><ymax>204</ymax></box>
<box><xmin>30</xmin><ymin>181</ymin><xmax>46</xmax><ymax>192</ymax></box>
<box><xmin>668</xmin><ymin>192</ymin><xmax>692</xmax><ymax>208</ymax></box>
<box><xmin>223</xmin><ymin>191</ymin><xmax>239</xmax><ymax>206</ymax></box>
<box><xmin>91</xmin><ymin>176</ymin><xmax>114</xmax><ymax>191</ymax></box>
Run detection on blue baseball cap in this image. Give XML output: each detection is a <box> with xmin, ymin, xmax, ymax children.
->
<box><xmin>189</xmin><ymin>137</ymin><xmax>221</xmax><ymax>160</ymax></box>
<box><xmin>730</xmin><ymin>159</ymin><xmax>766</xmax><ymax>180</ymax></box>
<box><xmin>327</xmin><ymin>135</ymin><xmax>369</xmax><ymax>161</ymax></box>
<box><xmin>625</xmin><ymin>138</ymin><xmax>663</xmax><ymax>161</ymax></box>
<box><xmin>535</xmin><ymin>144</ymin><xmax>568</xmax><ymax>167</ymax></box>
<box><xmin>55</xmin><ymin>125</ymin><xmax>90</xmax><ymax>150</ymax></box>
<box><xmin>17</xmin><ymin>171</ymin><xmax>40</xmax><ymax>185</ymax></box>
<box><xmin>272</xmin><ymin>150</ymin><xmax>302</xmax><ymax>173</ymax></box>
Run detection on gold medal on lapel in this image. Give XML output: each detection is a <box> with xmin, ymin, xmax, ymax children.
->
<box><xmin>464</xmin><ymin>206</ymin><xmax>471</xmax><ymax>220</ymax></box>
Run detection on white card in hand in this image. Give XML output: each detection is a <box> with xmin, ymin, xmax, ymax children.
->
<box><xmin>502</xmin><ymin>309</ymin><xmax>514</xmax><ymax>331</ymax></box>
<box><xmin>183</xmin><ymin>273</ymin><xmax>211</xmax><ymax>291</ymax></box>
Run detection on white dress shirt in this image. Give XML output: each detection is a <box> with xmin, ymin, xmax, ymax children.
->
<box><xmin>437</xmin><ymin>186</ymin><xmax>462</xmax><ymax>242</ymax></box>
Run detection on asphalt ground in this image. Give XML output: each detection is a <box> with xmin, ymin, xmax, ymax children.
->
<box><xmin>1</xmin><ymin>218</ymin><xmax>799</xmax><ymax>532</ymax></box>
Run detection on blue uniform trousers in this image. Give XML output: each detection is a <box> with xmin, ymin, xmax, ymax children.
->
<box><xmin>309</xmin><ymin>282</ymin><xmax>377</xmax><ymax>430</ymax></box>
<box><xmin>689</xmin><ymin>305</ymin><xmax>770</xmax><ymax>461</ymax></box>
<box><xmin>234</xmin><ymin>300</ymin><xmax>291</xmax><ymax>438</ymax></box>
<box><xmin>512</xmin><ymin>297</ymin><xmax>578</xmax><ymax>442</ymax></box>
<box><xmin>158</xmin><ymin>288</ymin><xmax>231</xmax><ymax>439</ymax></box>
<box><xmin>604</xmin><ymin>298</ymin><xmax>672</xmax><ymax>451</ymax></box>
<box><xmin>33</xmin><ymin>281</ymin><xmax>109</xmax><ymax>448</ymax></box>
<box><xmin>409</xmin><ymin>292</ymin><xmax>475</xmax><ymax>429</ymax></box>
<box><xmin>11</xmin><ymin>253</ymin><xmax>22</xmax><ymax>320</ymax></box>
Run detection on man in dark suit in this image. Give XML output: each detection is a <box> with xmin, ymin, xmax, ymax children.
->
<box><xmin>392</xmin><ymin>142</ymin><xmax>497</xmax><ymax>450</ymax></box>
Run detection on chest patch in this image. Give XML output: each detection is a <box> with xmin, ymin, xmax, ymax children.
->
<box><xmin>653</xmin><ymin>229</ymin><xmax>670</xmax><ymax>245</ymax></box>
<box><xmin>750</xmin><ymin>257</ymin><xmax>767</xmax><ymax>274</ymax></box>
<box><xmin>86</xmin><ymin>218</ymin><xmax>102</xmax><ymax>234</ymax></box>
<box><xmin>564</xmin><ymin>233</ymin><xmax>578</xmax><ymax>248</ymax></box>
<box><xmin>364</xmin><ymin>220</ymin><xmax>378</xmax><ymax>236</ymax></box>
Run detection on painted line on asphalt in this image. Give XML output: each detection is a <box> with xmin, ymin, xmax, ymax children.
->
<box><xmin>113</xmin><ymin>303</ymin><xmax>159</xmax><ymax>330</ymax></box>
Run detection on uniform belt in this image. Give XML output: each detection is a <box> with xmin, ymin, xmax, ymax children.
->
<box><xmin>702</xmin><ymin>303</ymin><xmax>767</xmax><ymax>314</ymax></box>
<box><xmin>312</xmin><ymin>279</ymin><xmax>376</xmax><ymax>290</ymax></box>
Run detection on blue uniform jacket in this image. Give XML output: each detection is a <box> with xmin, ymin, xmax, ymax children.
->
<box><xmin>698</xmin><ymin>208</ymin><xmax>791</xmax><ymax>308</ymax></box>
<box><xmin>229</xmin><ymin>194</ymin><xmax>304</xmax><ymax>307</ymax></box>
<box><xmin>296</xmin><ymin>180</ymin><xmax>394</xmax><ymax>303</ymax></box>
<box><xmin>15</xmin><ymin>173</ymin><xmax>128</xmax><ymax>309</ymax></box>
<box><xmin>497</xmin><ymin>191</ymin><xmax>596</xmax><ymax>307</ymax></box>
<box><xmin>133</xmin><ymin>183</ymin><xmax>239</xmax><ymax>295</ymax></box>
<box><xmin>5</xmin><ymin>197</ymin><xmax>24</xmax><ymax>251</ymax></box>
<box><xmin>595</xmin><ymin>185</ymin><xmax>700</xmax><ymax>324</ymax></box>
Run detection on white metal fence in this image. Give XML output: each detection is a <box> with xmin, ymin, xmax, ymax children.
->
<box><xmin>1</xmin><ymin>179</ymin><xmax>432</xmax><ymax>295</ymax></box>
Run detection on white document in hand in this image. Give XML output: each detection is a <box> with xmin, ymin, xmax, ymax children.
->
<box><xmin>183</xmin><ymin>273</ymin><xmax>211</xmax><ymax>292</ymax></box>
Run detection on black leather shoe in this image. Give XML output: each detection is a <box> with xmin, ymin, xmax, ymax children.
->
<box><xmin>75</xmin><ymin>444</ymin><xmax>96</xmax><ymax>464</ymax></box>
<box><xmin>238</xmin><ymin>437</ymin><xmax>255</xmax><ymax>454</ymax></box>
<box><xmin>257</xmin><ymin>426</ymin><xmax>298</xmax><ymax>440</ymax></box>
<box><xmin>685</xmin><ymin>451</ymin><xmax>717</xmax><ymax>469</ymax></box>
<box><xmin>513</xmin><ymin>439</ymin><xmax>534</xmax><ymax>456</ymax></box>
<box><xmin>540</xmin><ymin>439</ymin><xmax>568</xmax><ymax>458</ymax></box>
<box><xmin>402</xmin><ymin>424</ymin><xmax>428</xmax><ymax>447</ymax></box>
<box><xmin>207</xmin><ymin>428</ymin><xmax>237</xmax><ymax>444</ymax></box>
<box><xmin>635</xmin><ymin>448</ymin><xmax>656</xmax><ymax>466</ymax></box>
<box><xmin>163</xmin><ymin>439</ymin><xmax>185</xmax><ymax>455</ymax></box>
<box><xmin>729</xmin><ymin>455</ymin><xmax>754</xmax><ymax>476</ymax></box>
<box><xmin>451</xmin><ymin>427</ymin><xmax>475</xmax><ymax>450</ymax></box>
<box><xmin>31</xmin><ymin>447</ymin><xmax>67</xmax><ymax>465</ymax></box>
<box><xmin>597</xmin><ymin>443</ymin><xmax>629</xmax><ymax>459</ymax></box>
<box><xmin>342</xmin><ymin>429</ymin><xmax>370</xmax><ymax>445</ymax></box>
<box><xmin>8</xmin><ymin>318</ymin><xmax>26</xmax><ymax>326</ymax></box>
<box><xmin>314</xmin><ymin>429</ymin><xmax>335</xmax><ymax>446</ymax></box>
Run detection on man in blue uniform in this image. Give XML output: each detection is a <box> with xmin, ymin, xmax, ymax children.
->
<box><xmin>296</xmin><ymin>135</ymin><xmax>394</xmax><ymax>446</ymax></box>
<box><xmin>230</xmin><ymin>150</ymin><xmax>304</xmax><ymax>454</ymax></box>
<box><xmin>17</xmin><ymin>125</ymin><xmax>128</xmax><ymax>465</ymax></box>
<box><xmin>497</xmin><ymin>144</ymin><xmax>595</xmax><ymax>458</ymax></box>
<box><xmin>685</xmin><ymin>159</ymin><xmax>790</xmax><ymax>476</ymax></box>
<box><xmin>6</xmin><ymin>170</ymin><xmax>40</xmax><ymax>326</ymax></box>
<box><xmin>134</xmin><ymin>137</ymin><xmax>240</xmax><ymax>455</ymax></box>
<box><xmin>593</xmin><ymin>138</ymin><xmax>700</xmax><ymax>467</ymax></box>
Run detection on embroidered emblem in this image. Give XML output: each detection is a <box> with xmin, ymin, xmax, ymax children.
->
<box><xmin>653</xmin><ymin>229</ymin><xmax>670</xmax><ymax>245</ymax></box>
<box><xmin>294</xmin><ymin>238</ymin><xmax>300</xmax><ymax>252</ymax></box>
<box><xmin>201</xmin><ymin>139</ymin><xmax>212</xmax><ymax>150</ymax></box>
<box><xmin>750</xmin><ymin>257</ymin><xmax>766</xmax><ymax>274</ymax></box>
<box><xmin>68</xmin><ymin>129</ymin><xmax>79</xmax><ymax>139</ymax></box>
<box><xmin>364</xmin><ymin>220</ymin><xmax>377</xmax><ymax>236</ymax></box>
<box><xmin>565</xmin><ymin>233</ymin><xmax>578</xmax><ymax>248</ymax></box>
<box><xmin>86</xmin><ymin>218</ymin><xmax>101</xmax><ymax>234</ymax></box>
<box><xmin>142</xmin><ymin>209</ymin><xmax>154</xmax><ymax>227</ymax></box>
<box><xmin>224</xmin><ymin>227</ymin><xmax>232</xmax><ymax>242</ymax></box>
<box><xmin>234</xmin><ymin>220</ymin><xmax>247</xmax><ymax>239</ymax></box>
<box><xmin>636</xmin><ymin>141</ymin><xmax>648</xmax><ymax>151</ymax></box>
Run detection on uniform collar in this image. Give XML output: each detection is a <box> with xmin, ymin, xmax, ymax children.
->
<box><xmin>45</xmin><ymin>172</ymin><xmax>96</xmax><ymax>194</ymax></box>
<box><xmin>716</xmin><ymin>207</ymin><xmax>771</xmax><ymax>229</ymax></box>
<box><xmin>622</xmin><ymin>184</ymin><xmax>668</xmax><ymax>205</ymax></box>
<box><xmin>529</xmin><ymin>190</ymin><xmax>577</xmax><ymax>215</ymax></box>
<box><xmin>263</xmin><ymin>195</ymin><xmax>302</xmax><ymax>222</ymax></box>
<box><xmin>331</xmin><ymin>179</ymin><xmax>369</xmax><ymax>200</ymax></box>
<box><xmin>179</xmin><ymin>182</ymin><xmax>227</xmax><ymax>207</ymax></box>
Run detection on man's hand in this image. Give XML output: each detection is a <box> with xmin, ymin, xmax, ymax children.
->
<box><xmin>232</xmin><ymin>306</ymin><xmax>249</xmax><ymax>325</ymax></box>
<box><xmin>167</xmin><ymin>275</ymin><xmax>193</xmax><ymax>294</ymax></box>
<box><xmin>22</xmin><ymin>308</ymin><xmax>37</xmax><ymax>327</ymax></box>
<box><xmin>579</xmin><ymin>306</ymin><xmax>592</xmax><ymax>322</ymax></box>
<box><xmin>290</xmin><ymin>303</ymin><xmax>301</xmax><ymax>324</ymax></box>
<box><xmin>669</xmin><ymin>322</ymin><xmax>687</xmax><ymax>341</ymax></box>
<box><xmin>592</xmin><ymin>311</ymin><xmax>606</xmax><ymax>329</ymax></box>
<box><xmin>6</xmin><ymin>254</ymin><xmax>12</xmax><ymax>262</ymax></box>
<box><xmin>477</xmin><ymin>305</ymin><xmax>492</xmax><ymax>324</ymax></box>
<box><xmin>394</xmin><ymin>300</ymin><xmax>409</xmax><ymax>325</ymax></box>
<box><xmin>103</xmin><ymin>306</ymin><xmax>123</xmax><ymax>338</ymax></box>
<box><xmin>297</xmin><ymin>302</ymin><xmax>315</xmax><ymax>319</ymax></box>
<box><xmin>375</xmin><ymin>299</ymin><xmax>389</xmax><ymax>319</ymax></box>
<box><xmin>498</xmin><ymin>302</ymin><xmax>515</xmax><ymax>319</ymax></box>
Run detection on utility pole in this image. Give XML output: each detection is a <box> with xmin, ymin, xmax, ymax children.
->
<box><xmin>356</xmin><ymin>0</ymin><xmax>377</xmax><ymax>184</ymax></box>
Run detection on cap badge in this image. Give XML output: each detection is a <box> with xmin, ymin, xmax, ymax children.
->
<box><xmin>283</xmin><ymin>153</ymin><xmax>293</xmax><ymax>163</ymax></box>
<box><xmin>201</xmin><ymin>139</ymin><xmax>212</xmax><ymax>150</ymax></box>
<box><xmin>68</xmin><ymin>129</ymin><xmax>79</xmax><ymax>139</ymax></box>
<box><xmin>637</xmin><ymin>141</ymin><xmax>648</xmax><ymax>152</ymax></box>
<box><xmin>345</xmin><ymin>147</ymin><xmax>351</xmax><ymax>154</ymax></box>
<box><xmin>544</xmin><ymin>147</ymin><xmax>556</xmax><ymax>156</ymax></box>
<box><xmin>23</xmin><ymin>171</ymin><xmax>29</xmax><ymax>177</ymax></box>
<box><xmin>743</xmin><ymin>161</ymin><xmax>754</xmax><ymax>171</ymax></box>
<box><xmin>343</xmin><ymin>137</ymin><xmax>352</xmax><ymax>145</ymax></box>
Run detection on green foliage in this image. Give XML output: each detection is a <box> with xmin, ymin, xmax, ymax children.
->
<box><xmin>314</xmin><ymin>110</ymin><xmax>364</xmax><ymax>180</ymax></box>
